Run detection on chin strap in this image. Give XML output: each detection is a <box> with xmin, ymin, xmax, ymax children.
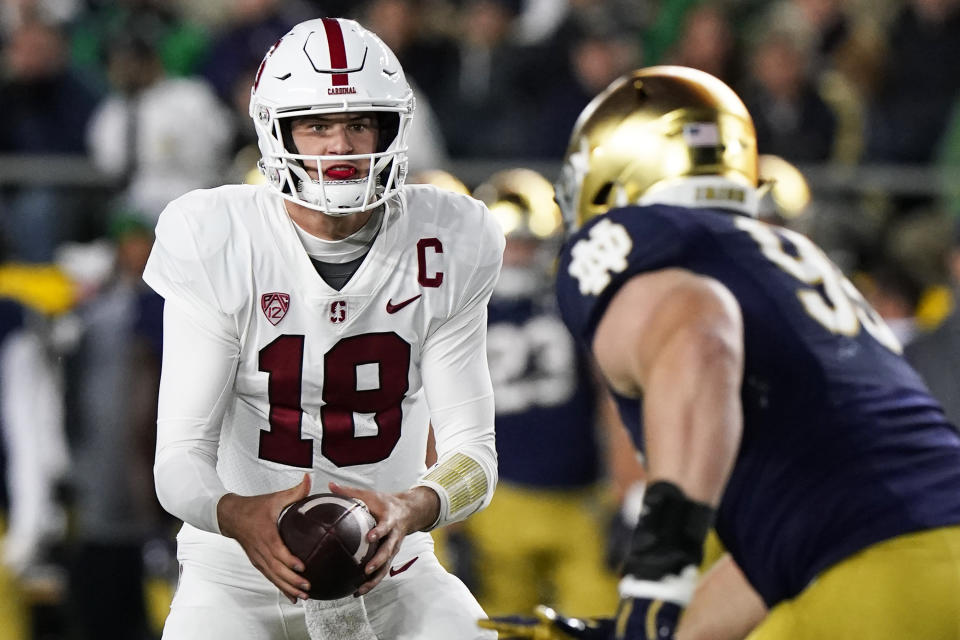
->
<box><xmin>286</xmin><ymin>158</ymin><xmax>386</xmax><ymax>215</ymax></box>
<box><xmin>297</xmin><ymin>176</ymin><xmax>371</xmax><ymax>210</ymax></box>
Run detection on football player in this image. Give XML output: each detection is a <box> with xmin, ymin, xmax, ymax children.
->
<box><xmin>465</xmin><ymin>168</ymin><xmax>628</xmax><ymax>618</ymax></box>
<box><xmin>0</xmin><ymin>265</ymin><xmax>72</xmax><ymax>640</ymax></box>
<box><xmin>485</xmin><ymin>66</ymin><xmax>960</xmax><ymax>639</ymax></box>
<box><xmin>143</xmin><ymin>18</ymin><xmax>502</xmax><ymax>640</ymax></box>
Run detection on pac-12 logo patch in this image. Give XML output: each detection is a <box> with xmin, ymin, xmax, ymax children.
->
<box><xmin>261</xmin><ymin>292</ymin><xmax>290</xmax><ymax>325</ymax></box>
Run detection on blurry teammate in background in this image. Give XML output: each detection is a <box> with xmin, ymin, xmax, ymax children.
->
<box><xmin>485</xmin><ymin>66</ymin><xmax>960</xmax><ymax>640</ymax></box>
<box><xmin>408</xmin><ymin>169</ymin><xmax>472</xmax><ymax>199</ymax></box>
<box><xmin>755</xmin><ymin>154</ymin><xmax>812</xmax><ymax>227</ymax></box>
<box><xmin>906</xmin><ymin>219</ymin><xmax>960</xmax><ymax>427</ymax></box>
<box><xmin>143</xmin><ymin>18</ymin><xmax>502</xmax><ymax>640</ymax></box>
<box><xmin>465</xmin><ymin>168</ymin><xmax>634</xmax><ymax>619</ymax></box>
<box><xmin>0</xmin><ymin>261</ymin><xmax>73</xmax><ymax>640</ymax></box>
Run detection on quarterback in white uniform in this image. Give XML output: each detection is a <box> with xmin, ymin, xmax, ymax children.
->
<box><xmin>143</xmin><ymin>18</ymin><xmax>502</xmax><ymax>640</ymax></box>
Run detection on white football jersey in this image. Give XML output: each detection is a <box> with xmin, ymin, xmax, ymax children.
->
<box><xmin>144</xmin><ymin>183</ymin><xmax>503</xmax><ymax>554</ymax></box>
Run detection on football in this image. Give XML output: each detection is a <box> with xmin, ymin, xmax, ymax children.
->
<box><xmin>277</xmin><ymin>493</ymin><xmax>380</xmax><ymax>599</ymax></box>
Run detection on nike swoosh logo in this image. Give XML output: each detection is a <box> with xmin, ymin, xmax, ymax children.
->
<box><xmin>386</xmin><ymin>294</ymin><xmax>422</xmax><ymax>314</ymax></box>
<box><xmin>389</xmin><ymin>557</ymin><xmax>418</xmax><ymax>577</ymax></box>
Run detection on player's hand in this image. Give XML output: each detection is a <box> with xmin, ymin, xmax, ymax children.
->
<box><xmin>478</xmin><ymin>605</ymin><xmax>614</xmax><ymax>639</ymax></box>
<box><xmin>216</xmin><ymin>473</ymin><xmax>312</xmax><ymax>604</ymax></box>
<box><xmin>610</xmin><ymin>481</ymin><xmax>711</xmax><ymax>638</ymax></box>
<box><xmin>329</xmin><ymin>481</ymin><xmax>439</xmax><ymax>596</ymax></box>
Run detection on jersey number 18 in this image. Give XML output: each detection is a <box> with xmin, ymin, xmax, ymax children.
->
<box><xmin>257</xmin><ymin>332</ymin><xmax>411</xmax><ymax>468</ymax></box>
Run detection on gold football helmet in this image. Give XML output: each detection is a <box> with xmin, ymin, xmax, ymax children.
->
<box><xmin>408</xmin><ymin>169</ymin><xmax>471</xmax><ymax>196</ymax></box>
<box><xmin>757</xmin><ymin>154</ymin><xmax>811</xmax><ymax>220</ymax></box>
<box><xmin>473</xmin><ymin>168</ymin><xmax>563</xmax><ymax>241</ymax></box>
<box><xmin>555</xmin><ymin>66</ymin><xmax>759</xmax><ymax>230</ymax></box>
<box><xmin>474</xmin><ymin>168</ymin><xmax>563</xmax><ymax>298</ymax></box>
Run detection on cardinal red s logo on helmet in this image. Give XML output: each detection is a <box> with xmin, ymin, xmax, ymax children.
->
<box><xmin>261</xmin><ymin>292</ymin><xmax>290</xmax><ymax>325</ymax></box>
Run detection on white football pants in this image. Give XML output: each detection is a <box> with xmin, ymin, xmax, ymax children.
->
<box><xmin>160</xmin><ymin>526</ymin><xmax>494</xmax><ymax>640</ymax></box>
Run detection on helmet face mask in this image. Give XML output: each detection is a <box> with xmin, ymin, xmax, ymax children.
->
<box><xmin>553</xmin><ymin>138</ymin><xmax>590</xmax><ymax>233</ymax></box>
<box><xmin>250</xmin><ymin>18</ymin><xmax>415</xmax><ymax>216</ymax></box>
<box><xmin>556</xmin><ymin>66</ymin><xmax>759</xmax><ymax>230</ymax></box>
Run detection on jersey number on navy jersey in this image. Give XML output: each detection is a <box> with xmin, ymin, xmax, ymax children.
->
<box><xmin>487</xmin><ymin>315</ymin><xmax>577</xmax><ymax>414</ymax></box>
<box><xmin>734</xmin><ymin>217</ymin><xmax>901</xmax><ymax>353</ymax></box>
<box><xmin>258</xmin><ymin>333</ymin><xmax>411</xmax><ymax>468</ymax></box>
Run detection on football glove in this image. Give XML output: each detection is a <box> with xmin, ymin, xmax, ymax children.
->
<box><xmin>611</xmin><ymin>481</ymin><xmax>715</xmax><ymax>639</ymax></box>
<box><xmin>611</xmin><ymin>568</ymin><xmax>696</xmax><ymax>639</ymax></box>
<box><xmin>478</xmin><ymin>605</ymin><xmax>614</xmax><ymax>640</ymax></box>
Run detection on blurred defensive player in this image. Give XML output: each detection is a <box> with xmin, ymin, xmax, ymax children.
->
<box><xmin>0</xmin><ymin>264</ymin><xmax>72</xmax><ymax>640</ymax></box>
<box><xmin>143</xmin><ymin>18</ymin><xmax>502</xmax><ymax>640</ymax></box>
<box><xmin>466</xmin><ymin>168</ymin><xmax>624</xmax><ymax>618</ymax></box>
<box><xmin>485</xmin><ymin>66</ymin><xmax>960</xmax><ymax>640</ymax></box>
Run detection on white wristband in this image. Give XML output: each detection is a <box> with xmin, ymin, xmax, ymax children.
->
<box><xmin>618</xmin><ymin>565</ymin><xmax>699</xmax><ymax>605</ymax></box>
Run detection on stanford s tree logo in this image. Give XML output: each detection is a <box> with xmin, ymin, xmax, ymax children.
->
<box><xmin>261</xmin><ymin>292</ymin><xmax>291</xmax><ymax>325</ymax></box>
<box><xmin>330</xmin><ymin>300</ymin><xmax>347</xmax><ymax>323</ymax></box>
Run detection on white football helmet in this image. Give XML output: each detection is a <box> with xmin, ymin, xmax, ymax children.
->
<box><xmin>249</xmin><ymin>18</ymin><xmax>415</xmax><ymax>215</ymax></box>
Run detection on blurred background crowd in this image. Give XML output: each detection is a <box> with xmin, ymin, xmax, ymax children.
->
<box><xmin>2</xmin><ymin>0</ymin><xmax>960</xmax><ymax>638</ymax></box>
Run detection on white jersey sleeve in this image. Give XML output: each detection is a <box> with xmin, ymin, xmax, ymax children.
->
<box><xmin>416</xmin><ymin>196</ymin><xmax>504</xmax><ymax>527</ymax></box>
<box><xmin>143</xmin><ymin>194</ymin><xmax>241</xmax><ymax>534</ymax></box>
<box><xmin>143</xmin><ymin>193</ymin><xmax>242</xmax><ymax>334</ymax></box>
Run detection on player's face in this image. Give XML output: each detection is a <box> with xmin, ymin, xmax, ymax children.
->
<box><xmin>289</xmin><ymin>113</ymin><xmax>379</xmax><ymax>181</ymax></box>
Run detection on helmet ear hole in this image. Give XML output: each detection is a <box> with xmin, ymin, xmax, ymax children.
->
<box><xmin>592</xmin><ymin>182</ymin><xmax>614</xmax><ymax>206</ymax></box>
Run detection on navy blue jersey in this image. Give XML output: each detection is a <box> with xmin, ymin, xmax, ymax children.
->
<box><xmin>0</xmin><ymin>298</ymin><xmax>25</xmax><ymax>346</ymax></box>
<box><xmin>487</xmin><ymin>292</ymin><xmax>599</xmax><ymax>488</ymax></box>
<box><xmin>556</xmin><ymin>205</ymin><xmax>960</xmax><ymax>606</ymax></box>
<box><xmin>134</xmin><ymin>288</ymin><xmax>164</xmax><ymax>358</ymax></box>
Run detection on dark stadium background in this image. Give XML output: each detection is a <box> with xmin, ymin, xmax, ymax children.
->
<box><xmin>1</xmin><ymin>0</ymin><xmax>959</xmax><ymax>638</ymax></box>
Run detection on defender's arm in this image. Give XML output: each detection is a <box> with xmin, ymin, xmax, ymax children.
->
<box><xmin>591</xmin><ymin>268</ymin><xmax>745</xmax><ymax>636</ymax></box>
<box><xmin>592</xmin><ymin>267</ymin><xmax>743</xmax><ymax>506</ymax></box>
